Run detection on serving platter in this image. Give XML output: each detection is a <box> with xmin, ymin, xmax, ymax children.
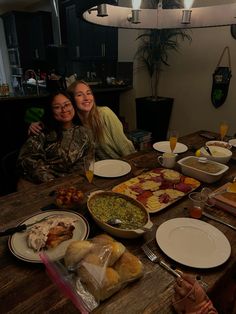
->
<box><xmin>8</xmin><ymin>210</ymin><xmax>90</xmax><ymax>263</ymax></box>
<box><xmin>112</xmin><ymin>168</ymin><xmax>200</xmax><ymax>213</ymax></box>
<box><xmin>156</xmin><ymin>218</ymin><xmax>231</xmax><ymax>268</ymax></box>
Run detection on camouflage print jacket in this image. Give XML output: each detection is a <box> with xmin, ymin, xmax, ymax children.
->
<box><xmin>17</xmin><ymin>125</ymin><xmax>93</xmax><ymax>183</ymax></box>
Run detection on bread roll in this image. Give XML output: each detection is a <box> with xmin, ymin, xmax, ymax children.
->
<box><xmin>92</xmin><ymin>235</ymin><xmax>125</xmax><ymax>266</ymax></box>
<box><xmin>64</xmin><ymin>240</ymin><xmax>94</xmax><ymax>269</ymax></box>
<box><xmin>79</xmin><ymin>265</ymin><xmax>121</xmax><ymax>301</ymax></box>
<box><xmin>113</xmin><ymin>250</ymin><xmax>143</xmax><ymax>282</ymax></box>
<box><xmin>92</xmin><ymin>234</ymin><xmax>115</xmax><ymax>245</ymax></box>
<box><xmin>107</xmin><ymin>241</ymin><xmax>125</xmax><ymax>266</ymax></box>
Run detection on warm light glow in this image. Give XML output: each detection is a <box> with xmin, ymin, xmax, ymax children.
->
<box><xmin>132</xmin><ymin>0</ymin><xmax>141</xmax><ymax>10</ymax></box>
<box><xmin>83</xmin><ymin>3</ymin><xmax>236</xmax><ymax>30</ymax></box>
<box><xmin>184</xmin><ymin>0</ymin><xmax>194</xmax><ymax>10</ymax></box>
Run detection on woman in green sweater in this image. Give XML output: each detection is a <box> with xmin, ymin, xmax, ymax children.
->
<box><xmin>68</xmin><ymin>80</ymin><xmax>135</xmax><ymax>159</ymax></box>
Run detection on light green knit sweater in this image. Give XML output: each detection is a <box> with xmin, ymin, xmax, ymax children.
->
<box><xmin>96</xmin><ymin>106</ymin><xmax>135</xmax><ymax>159</ymax></box>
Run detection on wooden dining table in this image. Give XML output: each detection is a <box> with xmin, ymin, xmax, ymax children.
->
<box><xmin>1</xmin><ymin>130</ymin><xmax>236</xmax><ymax>314</ymax></box>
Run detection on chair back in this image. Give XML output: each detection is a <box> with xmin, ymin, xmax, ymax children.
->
<box><xmin>0</xmin><ymin>150</ymin><xmax>19</xmax><ymax>195</ymax></box>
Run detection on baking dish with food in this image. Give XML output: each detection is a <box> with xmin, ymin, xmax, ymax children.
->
<box><xmin>87</xmin><ymin>190</ymin><xmax>153</xmax><ymax>239</ymax></box>
<box><xmin>177</xmin><ymin>156</ymin><xmax>229</xmax><ymax>183</ymax></box>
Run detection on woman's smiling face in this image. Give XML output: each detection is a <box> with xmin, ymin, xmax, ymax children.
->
<box><xmin>73</xmin><ymin>83</ymin><xmax>94</xmax><ymax>113</ymax></box>
<box><xmin>51</xmin><ymin>94</ymin><xmax>75</xmax><ymax>124</ymax></box>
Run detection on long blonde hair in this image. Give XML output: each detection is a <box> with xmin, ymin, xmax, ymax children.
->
<box><xmin>67</xmin><ymin>80</ymin><xmax>104</xmax><ymax>142</ymax></box>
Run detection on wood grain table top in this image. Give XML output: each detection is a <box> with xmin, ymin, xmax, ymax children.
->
<box><xmin>0</xmin><ymin>130</ymin><xmax>235</xmax><ymax>313</ymax></box>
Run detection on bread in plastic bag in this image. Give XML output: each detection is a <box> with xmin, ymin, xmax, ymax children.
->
<box><xmin>40</xmin><ymin>234</ymin><xmax>143</xmax><ymax>312</ymax></box>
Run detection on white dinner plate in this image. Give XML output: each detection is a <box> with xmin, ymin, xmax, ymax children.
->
<box><xmin>8</xmin><ymin>210</ymin><xmax>90</xmax><ymax>263</ymax></box>
<box><xmin>156</xmin><ymin>218</ymin><xmax>231</xmax><ymax>268</ymax></box>
<box><xmin>153</xmin><ymin>141</ymin><xmax>188</xmax><ymax>153</ymax></box>
<box><xmin>94</xmin><ymin>159</ymin><xmax>131</xmax><ymax>178</ymax></box>
<box><xmin>228</xmin><ymin>138</ymin><xmax>236</xmax><ymax>148</ymax></box>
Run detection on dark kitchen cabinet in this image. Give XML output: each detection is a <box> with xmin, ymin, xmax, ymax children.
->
<box><xmin>61</xmin><ymin>1</ymin><xmax>80</xmax><ymax>60</ymax></box>
<box><xmin>2</xmin><ymin>11</ymin><xmax>32</xmax><ymax>69</ymax></box>
<box><xmin>2</xmin><ymin>11</ymin><xmax>32</xmax><ymax>48</ymax></box>
<box><xmin>2</xmin><ymin>11</ymin><xmax>53</xmax><ymax>71</ymax></box>
<box><xmin>30</xmin><ymin>11</ymin><xmax>53</xmax><ymax>62</ymax></box>
<box><xmin>59</xmin><ymin>0</ymin><xmax>118</xmax><ymax>61</ymax></box>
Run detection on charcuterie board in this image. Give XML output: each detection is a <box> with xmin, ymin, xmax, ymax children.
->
<box><xmin>112</xmin><ymin>168</ymin><xmax>200</xmax><ymax>213</ymax></box>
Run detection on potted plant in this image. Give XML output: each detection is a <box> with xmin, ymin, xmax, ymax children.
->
<box><xmin>135</xmin><ymin>0</ymin><xmax>192</xmax><ymax>141</ymax></box>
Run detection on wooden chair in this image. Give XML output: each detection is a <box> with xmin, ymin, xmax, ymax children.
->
<box><xmin>0</xmin><ymin>150</ymin><xmax>19</xmax><ymax>195</ymax></box>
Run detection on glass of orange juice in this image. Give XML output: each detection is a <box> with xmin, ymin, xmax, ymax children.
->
<box><xmin>219</xmin><ymin>121</ymin><xmax>229</xmax><ymax>141</ymax></box>
<box><xmin>168</xmin><ymin>130</ymin><xmax>179</xmax><ymax>153</ymax></box>
<box><xmin>84</xmin><ymin>154</ymin><xmax>95</xmax><ymax>183</ymax></box>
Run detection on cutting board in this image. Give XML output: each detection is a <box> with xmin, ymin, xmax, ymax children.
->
<box><xmin>213</xmin><ymin>183</ymin><xmax>236</xmax><ymax>216</ymax></box>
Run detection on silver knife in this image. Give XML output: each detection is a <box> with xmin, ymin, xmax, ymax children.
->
<box><xmin>202</xmin><ymin>212</ymin><xmax>236</xmax><ymax>231</ymax></box>
<box><xmin>0</xmin><ymin>214</ymin><xmax>56</xmax><ymax>237</ymax></box>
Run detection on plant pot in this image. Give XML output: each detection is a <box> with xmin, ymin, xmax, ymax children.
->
<box><xmin>136</xmin><ymin>96</ymin><xmax>174</xmax><ymax>142</ymax></box>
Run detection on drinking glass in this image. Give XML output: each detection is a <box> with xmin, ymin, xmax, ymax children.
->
<box><xmin>168</xmin><ymin>130</ymin><xmax>179</xmax><ymax>153</ymax></box>
<box><xmin>219</xmin><ymin>121</ymin><xmax>229</xmax><ymax>141</ymax></box>
<box><xmin>84</xmin><ymin>154</ymin><xmax>95</xmax><ymax>183</ymax></box>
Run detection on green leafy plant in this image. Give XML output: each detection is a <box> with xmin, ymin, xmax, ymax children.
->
<box><xmin>135</xmin><ymin>0</ymin><xmax>192</xmax><ymax>99</ymax></box>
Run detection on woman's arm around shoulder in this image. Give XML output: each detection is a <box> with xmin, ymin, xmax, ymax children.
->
<box><xmin>28</xmin><ymin>121</ymin><xmax>44</xmax><ymax>136</ymax></box>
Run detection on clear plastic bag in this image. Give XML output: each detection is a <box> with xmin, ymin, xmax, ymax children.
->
<box><xmin>40</xmin><ymin>234</ymin><xmax>144</xmax><ymax>312</ymax></box>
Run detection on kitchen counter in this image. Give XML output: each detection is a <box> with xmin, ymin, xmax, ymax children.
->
<box><xmin>0</xmin><ymin>85</ymin><xmax>132</xmax><ymax>101</ymax></box>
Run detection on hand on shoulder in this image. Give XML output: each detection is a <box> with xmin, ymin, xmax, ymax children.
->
<box><xmin>28</xmin><ymin>122</ymin><xmax>43</xmax><ymax>136</ymax></box>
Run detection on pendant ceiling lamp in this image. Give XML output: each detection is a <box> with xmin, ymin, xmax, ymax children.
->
<box><xmin>79</xmin><ymin>0</ymin><xmax>236</xmax><ymax>30</ymax></box>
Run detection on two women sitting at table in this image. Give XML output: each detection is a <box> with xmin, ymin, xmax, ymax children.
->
<box><xmin>29</xmin><ymin>80</ymin><xmax>136</xmax><ymax>160</ymax></box>
<box><xmin>17</xmin><ymin>91</ymin><xmax>93</xmax><ymax>189</ymax></box>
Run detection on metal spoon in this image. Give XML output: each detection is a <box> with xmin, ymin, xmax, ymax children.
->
<box><xmin>106</xmin><ymin>218</ymin><xmax>153</xmax><ymax>233</ymax></box>
<box><xmin>106</xmin><ymin>218</ymin><xmax>122</xmax><ymax>226</ymax></box>
<box><xmin>204</xmin><ymin>146</ymin><xmax>212</xmax><ymax>156</ymax></box>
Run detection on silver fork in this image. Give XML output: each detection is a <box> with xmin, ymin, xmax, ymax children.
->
<box><xmin>142</xmin><ymin>242</ymin><xmax>181</xmax><ymax>278</ymax></box>
<box><xmin>142</xmin><ymin>242</ymin><xmax>209</xmax><ymax>290</ymax></box>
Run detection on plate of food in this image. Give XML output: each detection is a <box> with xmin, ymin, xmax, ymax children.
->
<box><xmin>112</xmin><ymin>168</ymin><xmax>200</xmax><ymax>213</ymax></box>
<box><xmin>8</xmin><ymin>210</ymin><xmax>89</xmax><ymax>263</ymax></box>
<box><xmin>156</xmin><ymin>218</ymin><xmax>231</xmax><ymax>268</ymax></box>
<box><xmin>153</xmin><ymin>141</ymin><xmax>188</xmax><ymax>153</ymax></box>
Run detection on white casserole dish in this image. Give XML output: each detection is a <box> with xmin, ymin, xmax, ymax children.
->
<box><xmin>87</xmin><ymin>190</ymin><xmax>153</xmax><ymax>239</ymax></box>
<box><xmin>177</xmin><ymin>156</ymin><xmax>229</xmax><ymax>183</ymax></box>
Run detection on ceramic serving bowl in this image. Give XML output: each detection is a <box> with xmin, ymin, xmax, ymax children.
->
<box><xmin>206</xmin><ymin>140</ymin><xmax>232</xmax><ymax>150</ymax></box>
<box><xmin>177</xmin><ymin>156</ymin><xmax>229</xmax><ymax>183</ymax></box>
<box><xmin>87</xmin><ymin>190</ymin><xmax>153</xmax><ymax>239</ymax></box>
<box><xmin>228</xmin><ymin>138</ymin><xmax>236</xmax><ymax>148</ymax></box>
<box><xmin>200</xmin><ymin>145</ymin><xmax>232</xmax><ymax>164</ymax></box>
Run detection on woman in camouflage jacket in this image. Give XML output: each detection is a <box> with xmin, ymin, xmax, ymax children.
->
<box><xmin>17</xmin><ymin>91</ymin><xmax>93</xmax><ymax>188</ymax></box>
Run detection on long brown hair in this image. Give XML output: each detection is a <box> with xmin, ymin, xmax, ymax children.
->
<box><xmin>67</xmin><ymin>80</ymin><xmax>104</xmax><ymax>142</ymax></box>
